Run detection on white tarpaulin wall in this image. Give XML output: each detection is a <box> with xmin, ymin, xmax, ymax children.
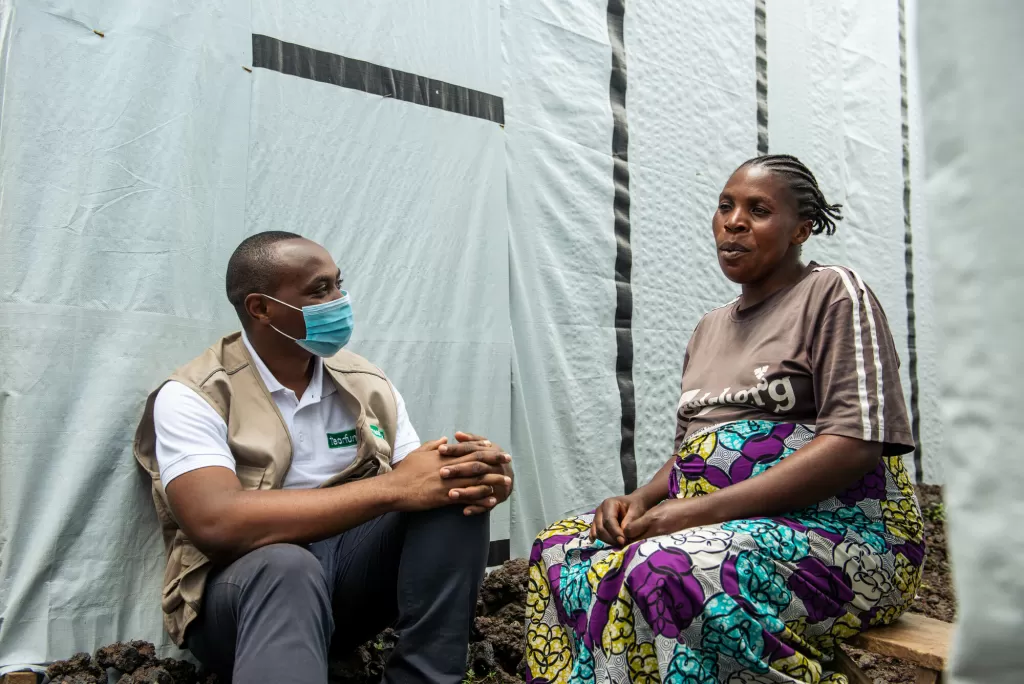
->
<box><xmin>0</xmin><ymin>0</ymin><xmax>941</xmax><ymax>668</ymax></box>
<box><xmin>505</xmin><ymin>0</ymin><xmax>943</xmax><ymax>553</ymax></box>
<box><xmin>919</xmin><ymin>2</ymin><xmax>1024</xmax><ymax>681</ymax></box>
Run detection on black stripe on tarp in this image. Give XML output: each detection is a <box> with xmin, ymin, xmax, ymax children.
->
<box><xmin>608</xmin><ymin>0</ymin><xmax>637</xmax><ymax>495</ymax></box>
<box><xmin>755</xmin><ymin>0</ymin><xmax>769</xmax><ymax>155</ymax></box>
<box><xmin>251</xmin><ymin>34</ymin><xmax>504</xmax><ymax>125</ymax></box>
<box><xmin>487</xmin><ymin>539</ymin><xmax>510</xmax><ymax>567</ymax></box>
<box><xmin>897</xmin><ymin>0</ymin><xmax>924</xmax><ymax>481</ymax></box>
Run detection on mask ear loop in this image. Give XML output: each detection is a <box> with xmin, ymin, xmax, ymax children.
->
<box><xmin>260</xmin><ymin>293</ymin><xmax>303</xmax><ymax>312</ymax></box>
<box><xmin>258</xmin><ymin>294</ymin><xmax>304</xmax><ymax>342</ymax></box>
<box><xmin>269</xmin><ymin>323</ymin><xmax>300</xmax><ymax>341</ymax></box>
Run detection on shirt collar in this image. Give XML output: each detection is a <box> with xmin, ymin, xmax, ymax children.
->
<box><xmin>241</xmin><ymin>330</ymin><xmax>332</xmax><ymax>399</ymax></box>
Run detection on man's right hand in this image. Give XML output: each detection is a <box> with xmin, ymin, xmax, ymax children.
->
<box><xmin>389</xmin><ymin>438</ymin><xmax>509</xmax><ymax>512</ymax></box>
<box><xmin>590</xmin><ymin>493</ymin><xmax>649</xmax><ymax>546</ymax></box>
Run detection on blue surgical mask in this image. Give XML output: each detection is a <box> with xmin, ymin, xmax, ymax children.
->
<box><xmin>262</xmin><ymin>291</ymin><xmax>354</xmax><ymax>358</ymax></box>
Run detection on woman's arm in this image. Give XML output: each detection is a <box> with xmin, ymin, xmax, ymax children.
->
<box><xmin>623</xmin><ymin>434</ymin><xmax>880</xmax><ymax>540</ymax></box>
<box><xmin>591</xmin><ymin>452</ymin><xmax>676</xmax><ymax>545</ymax></box>
<box><xmin>633</xmin><ymin>454</ymin><xmax>676</xmax><ymax>507</ymax></box>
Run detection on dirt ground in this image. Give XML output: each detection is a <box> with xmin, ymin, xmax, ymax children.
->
<box><xmin>40</xmin><ymin>486</ymin><xmax>952</xmax><ymax>684</ymax></box>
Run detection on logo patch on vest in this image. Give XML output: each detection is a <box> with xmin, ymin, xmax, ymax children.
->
<box><xmin>327</xmin><ymin>426</ymin><xmax>385</xmax><ymax>449</ymax></box>
<box><xmin>327</xmin><ymin>430</ymin><xmax>357</xmax><ymax>449</ymax></box>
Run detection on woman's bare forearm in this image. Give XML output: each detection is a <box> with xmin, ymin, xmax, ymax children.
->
<box><xmin>631</xmin><ymin>455</ymin><xmax>676</xmax><ymax>507</ymax></box>
<box><xmin>685</xmin><ymin>434</ymin><xmax>881</xmax><ymax>526</ymax></box>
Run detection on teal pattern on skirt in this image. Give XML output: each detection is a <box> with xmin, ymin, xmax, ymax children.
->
<box><xmin>524</xmin><ymin>420</ymin><xmax>925</xmax><ymax>684</ymax></box>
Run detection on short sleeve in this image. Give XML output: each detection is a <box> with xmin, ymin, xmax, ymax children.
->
<box><xmin>674</xmin><ymin>316</ymin><xmax>706</xmax><ymax>452</ymax></box>
<box><xmin>810</xmin><ymin>284</ymin><xmax>915</xmax><ymax>455</ymax></box>
<box><xmin>389</xmin><ymin>384</ymin><xmax>421</xmax><ymax>464</ymax></box>
<box><xmin>153</xmin><ymin>381</ymin><xmax>236</xmax><ymax>485</ymax></box>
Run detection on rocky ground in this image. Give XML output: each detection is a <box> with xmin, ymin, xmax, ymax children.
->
<box><xmin>328</xmin><ymin>558</ymin><xmax>529</xmax><ymax>684</ymax></box>
<box><xmin>43</xmin><ymin>642</ymin><xmax>217</xmax><ymax>684</ymax></box>
<box><xmin>37</xmin><ymin>485</ymin><xmax>952</xmax><ymax>684</ymax></box>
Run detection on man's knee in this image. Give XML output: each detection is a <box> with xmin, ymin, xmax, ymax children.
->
<box><xmin>189</xmin><ymin>544</ymin><xmax>330</xmax><ymax>668</ymax></box>
<box><xmin>245</xmin><ymin>543</ymin><xmax>327</xmax><ymax>594</ymax></box>
<box><xmin>406</xmin><ymin>506</ymin><xmax>489</xmax><ymax>560</ymax></box>
<box><xmin>442</xmin><ymin>504</ymin><xmax>490</xmax><ymax>524</ymax></box>
<box><xmin>424</xmin><ymin>505</ymin><xmax>489</xmax><ymax>536</ymax></box>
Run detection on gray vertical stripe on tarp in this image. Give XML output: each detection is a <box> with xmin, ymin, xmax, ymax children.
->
<box><xmin>251</xmin><ymin>34</ymin><xmax>504</xmax><ymax>125</ymax></box>
<box><xmin>755</xmin><ymin>0</ymin><xmax>769</xmax><ymax>155</ymax></box>
<box><xmin>607</xmin><ymin>0</ymin><xmax>637</xmax><ymax>494</ymax></box>
<box><xmin>898</xmin><ymin>0</ymin><xmax>924</xmax><ymax>481</ymax></box>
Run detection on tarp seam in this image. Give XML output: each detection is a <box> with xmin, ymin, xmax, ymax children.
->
<box><xmin>755</xmin><ymin>0</ymin><xmax>768</xmax><ymax>155</ymax></box>
<box><xmin>251</xmin><ymin>34</ymin><xmax>505</xmax><ymax>125</ymax></box>
<box><xmin>607</xmin><ymin>0</ymin><xmax>636</xmax><ymax>494</ymax></box>
<box><xmin>898</xmin><ymin>0</ymin><xmax>923</xmax><ymax>480</ymax></box>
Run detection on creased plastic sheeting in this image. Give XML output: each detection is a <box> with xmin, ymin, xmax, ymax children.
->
<box><xmin>250</xmin><ymin>34</ymin><xmax>504</xmax><ymax>124</ymax></box>
<box><xmin>0</xmin><ymin>0</ymin><xmax>942</xmax><ymax>668</ymax></box>
<box><xmin>626</xmin><ymin>0</ymin><xmax>758</xmax><ymax>485</ymax></box>
<box><xmin>503</xmin><ymin>0</ymin><xmax>621</xmax><ymax>556</ymax></box>
<box><xmin>901</xmin><ymin>0</ymin><xmax>941</xmax><ymax>485</ymax></box>
<box><xmin>919</xmin><ymin>2</ymin><xmax>1024</xmax><ymax>681</ymax></box>
<box><xmin>252</xmin><ymin>0</ymin><xmax>500</xmax><ymax>96</ymax></box>
<box><xmin>243</xmin><ymin>65</ymin><xmax>511</xmax><ymax>538</ymax></box>
<box><xmin>0</xmin><ymin>0</ymin><xmax>251</xmax><ymax>666</ymax></box>
<box><xmin>766</xmin><ymin>0</ymin><xmax>941</xmax><ymax>482</ymax></box>
<box><xmin>247</xmin><ymin>0</ymin><xmax>509</xmax><ymax>547</ymax></box>
<box><xmin>248</xmin><ymin>5</ymin><xmax>510</xmax><ymax>522</ymax></box>
<box><xmin>0</xmin><ymin>0</ymin><xmax>509</xmax><ymax>668</ymax></box>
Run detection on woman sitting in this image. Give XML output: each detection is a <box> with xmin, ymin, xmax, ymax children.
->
<box><xmin>525</xmin><ymin>154</ymin><xmax>924</xmax><ymax>684</ymax></box>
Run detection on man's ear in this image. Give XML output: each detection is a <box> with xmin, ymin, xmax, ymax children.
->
<box><xmin>791</xmin><ymin>219</ymin><xmax>813</xmax><ymax>247</ymax></box>
<box><xmin>243</xmin><ymin>293</ymin><xmax>270</xmax><ymax>326</ymax></box>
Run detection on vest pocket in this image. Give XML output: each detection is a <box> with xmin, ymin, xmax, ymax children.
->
<box><xmin>235</xmin><ymin>464</ymin><xmax>267</xmax><ymax>489</ymax></box>
<box><xmin>373</xmin><ymin>455</ymin><xmax>393</xmax><ymax>475</ymax></box>
<box><xmin>161</xmin><ymin>541</ymin><xmax>209</xmax><ymax>615</ymax></box>
<box><xmin>375</xmin><ymin>441</ymin><xmax>393</xmax><ymax>467</ymax></box>
<box><xmin>365</xmin><ymin>421</ymin><xmax>392</xmax><ymax>462</ymax></box>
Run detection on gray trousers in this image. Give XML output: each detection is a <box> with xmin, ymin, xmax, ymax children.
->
<box><xmin>186</xmin><ymin>506</ymin><xmax>489</xmax><ymax>683</ymax></box>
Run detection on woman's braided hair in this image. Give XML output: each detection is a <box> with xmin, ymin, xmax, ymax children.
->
<box><xmin>740</xmin><ymin>154</ymin><xmax>843</xmax><ymax>236</ymax></box>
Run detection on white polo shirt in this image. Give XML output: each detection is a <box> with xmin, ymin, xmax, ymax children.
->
<box><xmin>152</xmin><ymin>333</ymin><xmax>420</xmax><ymax>489</ymax></box>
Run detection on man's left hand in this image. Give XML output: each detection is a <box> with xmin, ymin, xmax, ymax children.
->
<box><xmin>438</xmin><ymin>431</ymin><xmax>514</xmax><ymax>515</ymax></box>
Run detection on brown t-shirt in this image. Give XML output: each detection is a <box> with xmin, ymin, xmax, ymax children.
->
<box><xmin>674</xmin><ymin>263</ymin><xmax>915</xmax><ymax>456</ymax></box>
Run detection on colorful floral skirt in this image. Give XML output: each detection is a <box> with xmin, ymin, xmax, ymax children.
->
<box><xmin>525</xmin><ymin>421</ymin><xmax>925</xmax><ymax>683</ymax></box>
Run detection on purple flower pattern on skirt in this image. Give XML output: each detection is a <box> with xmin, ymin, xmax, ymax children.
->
<box><xmin>837</xmin><ymin>460</ymin><xmax>888</xmax><ymax>505</ymax></box>
<box><xmin>526</xmin><ymin>421</ymin><xmax>925</xmax><ymax>684</ymax></box>
<box><xmin>626</xmin><ymin>548</ymin><xmax>705</xmax><ymax>639</ymax></box>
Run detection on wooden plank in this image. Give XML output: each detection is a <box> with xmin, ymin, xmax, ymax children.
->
<box><xmin>914</xmin><ymin>667</ymin><xmax>942</xmax><ymax>684</ymax></box>
<box><xmin>1</xmin><ymin>673</ymin><xmax>38</xmax><ymax>684</ymax></box>
<box><xmin>832</xmin><ymin>649</ymin><xmax>874</xmax><ymax>684</ymax></box>
<box><xmin>849</xmin><ymin>613</ymin><xmax>951</xmax><ymax>672</ymax></box>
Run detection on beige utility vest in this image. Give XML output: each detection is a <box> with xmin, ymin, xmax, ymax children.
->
<box><xmin>133</xmin><ymin>332</ymin><xmax>398</xmax><ymax>646</ymax></box>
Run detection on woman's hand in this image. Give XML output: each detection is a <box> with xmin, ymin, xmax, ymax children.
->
<box><xmin>590</xmin><ymin>493</ymin><xmax>649</xmax><ymax>546</ymax></box>
<box><xmin>619</xmin><ymin>435</ymin><xmax>883</xmax><ymax>542</ymax></box>
<box><xmin>622</xmin><ymin>498</ymin><xmax>706</xmax><ymax>542</ymax></box>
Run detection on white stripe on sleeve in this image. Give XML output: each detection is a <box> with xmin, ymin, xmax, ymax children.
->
<box><xmin>816</xmin><ymin>266</ymin><xmax>872</xmax><ymax>440</ymax></box>
<box><xmin>850</xmin><ymin>269</ymin><xmax>885</xmax><ymax>441</ymax></box>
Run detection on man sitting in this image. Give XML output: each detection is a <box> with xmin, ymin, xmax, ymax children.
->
<box><xmin>134</xmin><ymin>231</ymin><xmax>513</xmax><ymax>683</ymax></box>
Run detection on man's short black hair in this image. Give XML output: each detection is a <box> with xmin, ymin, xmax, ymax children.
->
<box><xmin>225</xmin><ymin>230</ymin><xmax>304</xmax><ymax>322</ymax></box>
